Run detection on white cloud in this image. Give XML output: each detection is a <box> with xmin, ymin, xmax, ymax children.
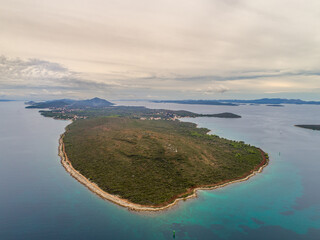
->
<box><xmin>0</xmin><ymin>55</ymin><xmax>69</xmax><ymax>83</ymax></box>
<box><xmin>196</xmin><ymin>84</ymin><xmax>229</xmax><ymax>95</ymax></box>
<box><xmin>0</xmin><ymin>0</ymin><xmax>320</xmax><ymax>100</ymax></box>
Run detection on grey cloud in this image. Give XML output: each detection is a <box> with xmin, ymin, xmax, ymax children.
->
<box><xmin>0</xmin><ymin>55</ymin><xmax>70</xmax><ymax>82</ymax></box>
<box><xmin>0</xmin><ymin>56</ymin><xmax>66</xmax><ymax>72</ymax></box>
<box><xmin>62</xmin><ymin>78</ymin><xmax>115</xmax><ymax>90</ymax></box>
<box><xmin>160</xmin><ymin>71</ymin><xmax>320</xmax><ymax>82</ymax></box>
<box><xmin>127</xmin><ymin>70</ymin><xmax>320</xmax><ymax>86</ymax></box>
<box><xmin>0</xmin><ymin>56</ymin><xmax>116</xmax><ymax>98</ymax></box>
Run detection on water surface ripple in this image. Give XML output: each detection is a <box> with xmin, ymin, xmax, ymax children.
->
<box><xmin>1</xmin><ymin>101</ymin><xmax>319</xmax><ymax>239</ymax></box>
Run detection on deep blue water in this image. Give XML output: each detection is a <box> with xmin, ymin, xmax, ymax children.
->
<box><xmin>1</xmin><ymin>101</ymin><xmax>320</xmax><ymax>239</ymax></box>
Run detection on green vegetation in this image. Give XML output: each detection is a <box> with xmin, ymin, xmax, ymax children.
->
<box><xmin>26</xmin><ymin>97</ymin><xmax>267</xmax><ymax>206</ymax></box>
<box><xmin>295</xmin><ymin>125</ymin><xmax>320</xmax><ymax>131</ymax></box>
<box><xmin>25</xmin><ymin>97</ymin><xmax>241</xmax><ymax>120</ymax></box>
<box><xmin>266</xmin><ymin>104</ymin><xmax>284</xmax><ymax>107</ymax></box>
<box><xmin>39</xmin><ymin>107</ymin><xmax>241</xmax><ymax>120</ymax></box>
<box><xmin>39</xmin><ymin>106</ymin><xmax>199</xmax><ymax>120</ymax></box>
<box><xmin>63</xmin><ymin>117</ymin><xmax>265</xmax><ymax>206</ymax></box>
<box><xmin>203</xmin><ymin>112</ymin><xmax>241</xmax><ymax>118</ymax></box>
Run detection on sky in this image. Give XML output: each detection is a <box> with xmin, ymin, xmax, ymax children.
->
<box><xmin>1</xmin><ymin>0</ymin><xmax>320</xmax><ymax>100</ymax></box>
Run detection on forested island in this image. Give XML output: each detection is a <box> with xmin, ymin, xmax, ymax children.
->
<box><xmin>266</xmin><ymin>104</ymin><xmax>284</xmax><ymax>107</ymax></box>
<box><xmin>27</xmin><ymin>98</ymin><xmax>268</xmax><ymax>211</ymax></box>
<box><xmin>295</xmin><ymin>125</ymin><xmax>320</xmax><ymax>131</ymax></box>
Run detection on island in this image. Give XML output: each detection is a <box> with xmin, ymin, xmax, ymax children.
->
<box><xmin>266</xmin><ymin>104</ymin><xmax>284</xmax><ymax>107</ymax></box>
<box><xmin>152</xmin><ymin>98</ymin><xmax>320</xmax><ymax>106</ymax></box>
<box><xmin>27</xmin><ymin>98</ymin><xmax>268</xmax><ymax>211</ymax></box>
<box><xmin>219</xmin><ymin>98</ymin><xmax>320</xmax><ymax>105</ymax></box>
<box><xmin>295</xmin><ymin>125</ymin><xmax>320</xmax><ymax>131</ymax></box>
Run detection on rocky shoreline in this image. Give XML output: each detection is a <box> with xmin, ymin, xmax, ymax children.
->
<box><xmin>59</xmin><ymin>133</ymin><xmax>268</xmax><ymax>212</ymax></box>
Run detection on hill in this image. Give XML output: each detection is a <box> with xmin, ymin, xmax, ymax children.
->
<box><xmin>25</xmin><ymin>97</ymin><xmax>114</xmax><ymax>109</ymax></box>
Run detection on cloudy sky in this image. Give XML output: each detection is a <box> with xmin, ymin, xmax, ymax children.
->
<box><xmin>1</xmin><ymin>0</ymin><xmax>320</xmax><ymax>100</ymax></box>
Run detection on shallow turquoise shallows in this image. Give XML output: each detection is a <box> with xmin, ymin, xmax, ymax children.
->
<box><xmin>1</xmin><ymin>101</ymin><xmax>320</xmax><ymax>240</ymax></box>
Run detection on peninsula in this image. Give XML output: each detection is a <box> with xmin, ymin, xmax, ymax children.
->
<box><xmin>26</xmin><ymin>98</ymin><xmax>241</xmax><ymax>120</ymax></box>
<box><xmin>295</xmin><ymin>125</ymin><xmax>320</xmax><ymax>131</ymax></box>
<box><xmin>27</xmin><ymin>98</ymin><xmax>268</xmax><ymax>211</ymax></box>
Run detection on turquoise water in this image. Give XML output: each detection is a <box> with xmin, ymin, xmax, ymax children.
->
<box><xmin>1</xmin><ymin>101</ymin><xmax>320</xmax><ymax>239</ymax></box>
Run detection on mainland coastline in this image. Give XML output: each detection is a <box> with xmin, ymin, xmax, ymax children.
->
<box><xmin>59</xmin><ymin>132</ymin><xmax>269</xmax><ymax>212</ymax></box>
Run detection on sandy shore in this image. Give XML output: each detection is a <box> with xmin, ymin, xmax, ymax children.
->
<box><xmin>59</xmin><ymin>134</ymin><xmax>268</xmax><ymax>212</ymax></box>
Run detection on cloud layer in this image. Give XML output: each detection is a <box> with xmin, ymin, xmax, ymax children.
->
<box><xmin>0</xmin><ymin>56</ymin><xmax>118</xmax><ymax>99</ymax></box>
<box><xmin>0</xmin><ymin>0</ymin><xmax>320</xmax><ymax>100</ymax></box>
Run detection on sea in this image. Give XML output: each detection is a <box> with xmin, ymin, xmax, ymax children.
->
<box><xmin>0</xmin><ymin>101</ymin><xmax>320</xmax><ymax>240</ymax></box>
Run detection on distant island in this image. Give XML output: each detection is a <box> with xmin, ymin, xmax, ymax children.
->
<box><xmin>222</xmin><ymin>98</ymin><xmax>320</xmax><ymax>105</ymax></box>
<box><xmin>266</xmin><ymin>104</ymin><xmax>284</xmax><ymax>107</ymax></box>
<box><xmin>295</xmin><ymin>125</ymin><xmax>320</xmax><ymax>131</ymax></box>
<box><xmin>27</xmin><ymin>97</ymin><xmax>268</xmax><ymax>211</ymax></box>
<box><xmin>151</xmin><ymin>98</ymin><xmax>320</xmax><ymax>106</ymax></box>
<box><xmin>205</xmin><ymin>112</ymin><xmax>241</xmax><ymax>118</ymax></box>
<box><xmin>152</xmin><ymin>100</ymin><xmax>238</xmax><ymax>106</ymax></box>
